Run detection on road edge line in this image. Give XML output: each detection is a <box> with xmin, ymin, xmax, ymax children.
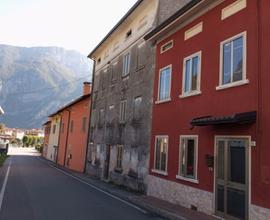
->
<box><xmin>47</xmin><ymin>163</ymin><xmax>148</xmax><ymax>215</ymax></box>
<box><xmin>0</xmin><ymin>159</ymin><xmax>12</xmax><ymax>211</ymax></box>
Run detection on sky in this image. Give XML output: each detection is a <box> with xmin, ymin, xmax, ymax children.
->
<box><xmin>0</xmin><ymin>0</ymin><xmax>138</xmax><ymax>55</ymax></box>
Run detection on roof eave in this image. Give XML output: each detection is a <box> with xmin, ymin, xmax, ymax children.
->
<box><xmin>88</xmin><ymin>0</ymin><xmax>144</xmax><ymax>59</ymax></box>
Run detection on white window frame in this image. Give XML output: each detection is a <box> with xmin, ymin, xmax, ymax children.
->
<box><xmin>180</xmin><ymin>51</ymin><xmax>202</xmax><ymax>98</ymax></box>
<box><xmin>122</xmin><ymin>52</ymin><xmax>131</xmax><ymax>77</ymax></box>
<box><xmin>152</xmin><ymin>135</ymin><xmax>169</xmax><ymax>176</ymax></box>
<box><xmin>217</xmin><ymin>31</ymin><xmax>248</xmax><ymax>90</ymax></box>
<box><xmin>160</xmin><ymin>40</ymin><xmax>174</xmax><ymax>54</ymax></box>
<box><xmin>156</xmin><ymin>65</ymin><xmax>172</xmax><ymax>104</ymax></box>
<box><xmin>119</xmin><ymin>100</ymin><xmax>127</xmax><ymax>123</ymax></box>
<box><xmin>176</xmin><ymin>135</ymin><xmax>199</xmax><ymax>184</ymax></box>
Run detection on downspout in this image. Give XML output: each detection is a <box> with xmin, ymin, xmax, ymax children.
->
<box><xmin>84</xmin><ymin>59</ymin><xmax>96</xmax><ymax>173</ymax></box>
<box><xmin>56</xmin><ymin>114</ymin><xmax>62</xmax><ymax>164</ymax></box>
<box><xmin>64</xmin><ymin>109</ymin><xmax>71</xmax><ymax>167</ymax></box>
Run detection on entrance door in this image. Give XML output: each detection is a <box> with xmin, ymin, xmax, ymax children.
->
<box><xmin>216</xmin><ymin>138</ymin><xmax>249</xmax><ymax>220</ymax></box>
<box><xmin>103</xmin><ymin>145</ymin><xmax>111</xmax><ymax>180</ymax></box>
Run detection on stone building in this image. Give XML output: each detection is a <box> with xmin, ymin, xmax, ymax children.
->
<box><xmin>86</xmin><ymin>0</ymin><xmax>190</xmax><ymax>192</ymax></box>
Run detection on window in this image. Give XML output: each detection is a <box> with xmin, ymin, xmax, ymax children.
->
<box><xmin>153</xmin><ymin>136</ymin><xmax>168</xmax><ymax>174</ymax></box>
<box><xmin>70</xmin><ymin>120</ymin><xmax>74</xmax><ymax>133</ymax></box>
<box><xmin>119</xmin><ymin>100</ymin><xmax>127</xmax><ymax>123</ymax></box>
<box><xmin>160</xmin><ymin>40</ymin><xmax>173</xmax><ymax>53</ymax></box>
<box><xmin>116</xmin><ymin>145</ymin><xmax>123</xmax><ymax>170</ymax></box>
<box><xmin>178</xmin><ymin>136</ymin><xmax>198</xmax><ymax>182</ymax></box>
<box><xmin>52</xmin><ymin>124</ymin><xmax>56</xmax><ymax>134</ymax></box>
<box><xmin>61</xmin><ymin>123</ymin><xmax>65</xmax><ymax>133</ymax></box>
<box><xmin>218</xmin><ymin>32</ymin><xmax>247</xmax><ymax>89</ymax></box>
<box><xmin>133</xmin><ymin>96</ymin><xmax>142</xmax><ymax>120</ymax></box>
<box><xmin>157</xmin><ymin>65</ymin><xmax>172</xmax><ymax>102</ymax></box>
<box><xmin>126</xmin><ymin>29</ymin><xmax>132</xmax><ymax>39</ymax></box>
<box><xmin>122</xmin><ymin>53</ymin><xmax>131</xmax><ymax>77</ymax></box>
<box><xmin>108</xmin><ymin>105</ymin><xmax>114</xmax><ymax>122</ymax></box>
<box><xmin>111</xmin><ymin>62</ymin><xmax>118</xmax><ymax>82</ymax></box>
<box><xmin>98</xmin><ymin>109</ymin><xmax>104</xmax><ymax>126</ymax></box>
<box><xmin>82</xmin><ymin>117</ymin><xmax>87</xmax><ymax>132</ymax></box>
<box><xmin>181</xmin><ymin>51</ymin><xmax>201</xmax><ymax>97</ymax></box>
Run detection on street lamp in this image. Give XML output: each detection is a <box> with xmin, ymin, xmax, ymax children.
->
<box><xmin>0</xmin><ymin>106</ymin><xmax>4</xmax><ymax>115</ymax></box>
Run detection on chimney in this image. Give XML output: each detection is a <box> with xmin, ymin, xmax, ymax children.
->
<box><xmin>83</xmin><ymin>82</ymin><xmax>91</xmax><ymax>95</ymax></box>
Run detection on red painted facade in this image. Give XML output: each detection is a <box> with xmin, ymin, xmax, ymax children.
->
<box><xmin>57</xmin><ymin>83</ymin><xmax>91</xmax><ymax>173</ymax></box>
<box><xmin>150</xmin><ymin>0</ymin><xmax>270</xmax><ymax>212</ymax></box>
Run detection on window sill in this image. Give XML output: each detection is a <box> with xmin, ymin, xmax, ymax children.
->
<box><xmin>122</xmin><ymin>75</ymin><xmax>130</xmax><ymax>80</ymax></box>
<box><xmin>151</xmin><ymin>169</ymin><xmax>168</xmax><ymax>176</ymax></box>
<box><xmin>176</xmin><ymin>175</ymin><xmax>199</xmax><ymax>184</ymax></box>
<box><xmin>216</xmin><ymin>79</ymin><xmax>249</xmax><ymax>91</ymax></box>
<box><xmin>179</xmin><ymin>91</ymin><xmax>201</xmax><ymax>99</ymax></box>
<box><xmin>155</xmin><ymin>98</ymin><xmax>171</xmax><ymax>104</ymax></box>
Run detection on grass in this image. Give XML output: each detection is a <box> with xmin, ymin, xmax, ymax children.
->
<box><xmin>0</xmin><ymin>153</ymin><xmax>9</xmax><ymax>167</ymax></box>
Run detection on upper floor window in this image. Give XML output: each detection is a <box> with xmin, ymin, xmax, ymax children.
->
<box><xmin>61</xmin><ymin>123</ymin><xmax>65</xmax><ymax>133</ymax></box>
<box><xmin>122</xmin><ymin>53</ymin><xmax>131</xmax><ymax>77</ymax></box>
<box><xmin>160</xmin><ymin>40</ymin><xmax>173</xmax><ymax>54</ymax></box>
<box><xmin>133</xmin><ymin>96</ymin><xmax>142</xmax><ymax>120</ymax></box>
<box><xmin>82</xmin><ymin>117</ymin><xmax>87</xmax><ymax>133</ymax></box>
<box><xmin>52</xmin><ymin>124</ymin><xmax>56</xmax><ymax>134</ymax></box>
<box><xmin>119</xmin><ymin>100</ymin><xmax>127</xmax><ymax>123</ymax></box>
<box><xmin>70</xmin><ymin>120</ymin><xmax>74</xmax><ymax>133</ymax></box>
<box><xmin>178</xmin><ymin>135</ymin><xmax>198</xmax><ymax>183</ymax></box>
<box><xmin>153</xmin><ymin>136</ymin><xmax>168</xmax><ymax>175</ymax></box>
<box><xmin>98</xmin><ymin>109</ymin><xmax>104</xmax><ymax>126</ymax></box>
<box><xmin>218</xmin><ymin>32</ymin><xmax>248</xmax><ymax>89</ymax></box>
<box><xmin>157</xmin><ymin>65</ymin><xmax>172</xmax><ymax>102</ymax></box>
<box><xmin>181</xmin><ymin>51</ymin><xmax>201</xmax><ymax>97</ymax></box>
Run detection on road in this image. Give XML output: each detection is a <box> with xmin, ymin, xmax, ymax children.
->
<box><xmin>0</xmin><ymin>147</ymin><xmax>163</xmax><ymax>220</ymax></box>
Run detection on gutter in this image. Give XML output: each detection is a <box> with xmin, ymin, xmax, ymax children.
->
<box><xmin>63</xmin><ymin>109</ymin><xmax>71</xmax><ymax>167</ymax></box>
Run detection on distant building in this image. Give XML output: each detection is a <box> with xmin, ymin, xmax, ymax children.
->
<box><xmin>42</xmin><ymin>121</ymin><xmax>51</xmax><ymax>158</ymax></box>
<box><xmin>56</xmin><ymin>82</ymin><xmax>91</xmax><ymax>172</ymax></box>
<box><xmin>45</xmin><ymin>114</ymin><xmax>61</xmax><ymax>162</ymax></box>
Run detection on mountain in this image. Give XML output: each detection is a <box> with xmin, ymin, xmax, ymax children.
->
<box><xmin>0</xmin><ymin>44</ymin><xmax>92</xmax><ymax>129</ymax></box>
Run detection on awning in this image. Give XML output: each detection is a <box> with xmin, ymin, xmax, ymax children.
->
<box><xmin>191</xmin><ymin>111</ymin><xmax>257</xmax><ymax>127</ymax></box>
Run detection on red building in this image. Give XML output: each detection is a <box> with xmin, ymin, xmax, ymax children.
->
<box><xmin>145</xmin><ymin>0</ymin><xmax>270</xmax><ymax>219</ymax></box>
<box><xmin>56</xmin><ymin>82</ymin><xmax>91</xmax><ymax>173</ymax></box>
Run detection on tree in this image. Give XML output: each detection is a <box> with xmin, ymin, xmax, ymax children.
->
<box><xmin>22</xmin><ymin>136</ymin><xmax>29</xmax><ymax>147</ymax></box>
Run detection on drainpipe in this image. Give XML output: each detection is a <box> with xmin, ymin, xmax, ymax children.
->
<box><xmin>56</xmin><ymin>114</ymin><xmax>62</xmax><ymax>164</ymax></box>
<box><xmin>64</xmin><ymin>109</ymin><xmax>71</xmax><ymax>167</ymax></box>
<box><xmin>84</xmin><ymin>58</ymin><xmax>96</xmax><ymax>173</ymax></box>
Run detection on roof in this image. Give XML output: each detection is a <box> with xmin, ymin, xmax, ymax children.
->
<box><xmin>49</xmin><ymin>93</ymin><xmax>91</xmax><ymax>117</ymax></box>
<box><xmin>42</xmin><ymin>120</ymin><xmax>51</xmax><ymax>126</ymax></box>
<box><xmin>88</xmin><ymin>0</ymin><xmax>144</xmax><ymax>59</ymax></box>
<box><xmin>144</xmin><ymin>0</ymin><xmax>203</xmax><ymax>40</ymax></box>
<box><xmin>191</xmin><ymin>111</ymin><xmax>257</xmax><ymax>127</ymax></box>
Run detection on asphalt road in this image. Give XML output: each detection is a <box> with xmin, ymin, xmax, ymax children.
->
<box><xmin>0</xmin><ymin>148</ymin><xmax>163</xmax><ymax>220</ymax></box>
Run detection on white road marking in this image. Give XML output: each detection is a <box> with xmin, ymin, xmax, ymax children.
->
<box><xmin>48</xmin><ymin>163</ymin><xmax>148</xmax><ymax>215</ymax></box>
<box><xmin>0</xmin><ymin>160</ymin><xmax>12</xmax><ymax>211</ymax></box>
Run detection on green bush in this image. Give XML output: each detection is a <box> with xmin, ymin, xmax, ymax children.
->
<box><xmin>0</xmin><ymin>153</ymin><xmax>8</xmax><ymax>166</ymax></box>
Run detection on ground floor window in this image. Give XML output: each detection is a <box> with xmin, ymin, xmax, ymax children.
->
<box><xmin>154</xmin><ymin>136</ymin><xmax>168</xmax><ymax>172</ymax></box>
<box><xmin>178</xmin><ymin>135</ymin><xmax>198</xmax><ymax>180</ymax></box>
<box><xmin>116</xmin><ymin>145</ymin><xmax>123</xmax><ymax>170</ymax></box>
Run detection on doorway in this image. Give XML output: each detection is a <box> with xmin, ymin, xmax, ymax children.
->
<box><xmin>215</xmin><ymin>137</ymin><xmax>249</xmax><ymax>220</ymax></box>
<box><xmin>103</xmin><ymin>145</ymin><xmax>111</xmax><ymax>180</ymax></box>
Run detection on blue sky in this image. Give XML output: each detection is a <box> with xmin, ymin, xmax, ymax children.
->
<box><xmin>0</xmin><ymin>0</ymin><xmax>137</xmax><ymax>55</ymax></box>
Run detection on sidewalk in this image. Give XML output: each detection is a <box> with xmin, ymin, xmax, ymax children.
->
<box><xmin>40</xmin><ymin>157</ymin><xmax>218</xmax><ymax>220</ymax></box>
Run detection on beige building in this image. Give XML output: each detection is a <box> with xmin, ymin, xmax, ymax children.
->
<box><xmin>46</xmin><ymin>114</ymin><xmax>61</xmax><ymax>162</ymax></box>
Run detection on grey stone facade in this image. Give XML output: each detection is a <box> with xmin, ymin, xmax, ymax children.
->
<box><xmin>86</xmin><ymin>0</ymin><xmax>193</xmax><ymax>193</ymax></box>
<box><xmin>86</xmin><ymin>40</ymin><xmax>155</xmax><ymax>192</ymax></box>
